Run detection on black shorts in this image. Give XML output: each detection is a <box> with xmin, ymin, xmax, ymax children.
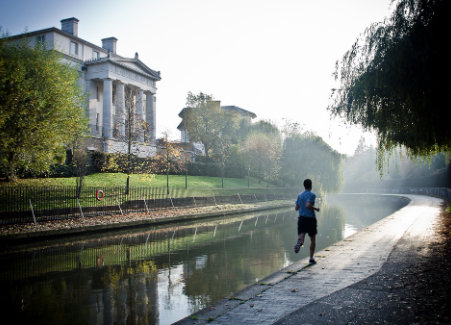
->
<box><xmin>297</xmin><ymin>217</ymin><xmax>317</xmax><ymax>236</ymax></box>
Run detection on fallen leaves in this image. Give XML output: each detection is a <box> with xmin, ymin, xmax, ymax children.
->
<box><xmin>0</xmin><ymin>204</ymin><xmax>260</xmax><ymax>236</ymax></box>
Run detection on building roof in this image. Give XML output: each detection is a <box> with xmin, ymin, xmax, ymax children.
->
<box><xmin>178</xmin><ymin>105</ymin><xmax>256</xmax><ymax>118</ymax></box>
<box><xmin>3</xmin><ymin>25</ymin><xmax>161</xmax><ymax>81</ymax></box>
<box><xmin>177</xmin><ymin>105</ymin><xmax>256</xmax><ymax>130</ymax></box>
<box><xmin>4</xmin><ymin>27</ymin><xmax>107</xmax><ymax>53</ymax></box>
<box><xmin>85</xmin><ymin>55</ymin><xmax>161</xmax><ymax>81</ymax></box>
<box><xmin>221</xmin><ymin>105</ymin><xmax>257</xmax><ymax>118</ymax></box>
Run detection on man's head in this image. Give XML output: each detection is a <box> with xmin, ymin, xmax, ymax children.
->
<box><xmin>303</xmin><ymin>179</ymin><xmax>312</xmax><ymax>190</ymax></box>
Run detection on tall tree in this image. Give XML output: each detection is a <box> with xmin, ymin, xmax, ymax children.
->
<box><xmin>241</xmin><ymin>120</ymin><xmax>282</xmax><ymax>184</ymax></box>
<box><xmin>251</xmin><ymin>120</ymin><xmax>281</xmax><ymax>137</ymax></box>
<box><xmin>182</xmin><ymin>92</ymin><xmax>222</xmax><ymax>159</ymax></box>
<box><xmin>0</xmin><ymin>38</ymin><xmax>87</xmax><ymax>180</ymax></box>
<box><xmin>280</xmin><ymin>132</ymin><xmax>343</xmax><ymax>193</ymax></box>
<box><xmin>329</xmin><ymin>0</ymin><xmax>451</xmax><ymax>158</ymax></box>
<box><xmin>153</xmin><ymin>134</ymin><xmax>184</xmax><ymax>194</ymax></box>
<box><xmin>100</xmin><ymin>86</ymin><xmax>153</xmax><ymax>191</ymax></box>
<box><xmin>212</xmin><ymin>108</ymin><xmax>241</xmax><ymax>187</ymax></box>
<box><xmin>113</xmin><ymin>87</ymin><xmax>150</xmax><ymax>192</ymax></box>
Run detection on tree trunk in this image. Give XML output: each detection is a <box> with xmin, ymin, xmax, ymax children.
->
<box><xmin>6</xmin><ymin>152</ymin><xmax>16</xmax><ymax>182</ymax></box>
<box><xmin>126</xmin><ymin>113</ymin><xmax>132</xmax><ymax>195</ymax></box>
<box><xmin>126</xmin><ymin>175</ymin><xmax>130</xmax><ymax>195</ymax></box>
<box><xmin>166</xmin><ymin>149</ymin><xmax>170</xmax><ymax>195</ymax></box>
<box><xmin>65</xmin><ymin>148</ymin><xmax>73</xmax><ymax>165</ymax></box>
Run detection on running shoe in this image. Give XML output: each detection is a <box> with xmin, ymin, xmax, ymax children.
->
<box><xmin>294</xmin><ymin>240</ymin><xmax>303</xmax><ymax>253</ymax></box>
<box><xmin>309</xmin><ymin>257</ymin><xmax>316</xmax><ymax>265</ymax></box>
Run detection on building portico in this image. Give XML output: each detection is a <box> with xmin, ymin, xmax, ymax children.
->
<box><xmin>84</xmin><ymin>50</ymin><xmax>159</xmax><ymax>156</ymax></box>
<box><xmin>6</xmin><ymin>17</ymin><xmax>161</xmax><ymax>158</ymax></box>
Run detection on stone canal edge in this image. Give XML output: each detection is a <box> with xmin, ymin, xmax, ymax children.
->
<box><xmin>0</xmin><ymin>201</ymin><xmax>293</xmax><ymax>244</ymax></box>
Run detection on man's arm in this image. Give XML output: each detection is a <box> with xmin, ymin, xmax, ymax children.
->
<box><xmin>306</xmin><ymin>201</ymin><xmax>320</xmax><ymax>212</ymax></box>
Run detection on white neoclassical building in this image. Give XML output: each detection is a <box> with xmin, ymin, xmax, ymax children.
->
<box><xmin>7</xmin><ymin>17</ymin><xmax>161</xmax><ymax>157</ymax></box>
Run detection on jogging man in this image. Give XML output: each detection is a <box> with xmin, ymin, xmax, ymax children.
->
<box><xmin>294</xmin><ymin>179</ymin><xmax>320</xmax><ymax>265</ymax></box>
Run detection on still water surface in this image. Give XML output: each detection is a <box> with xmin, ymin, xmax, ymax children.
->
<box><xmin>0</xmin><ymin>194</ymin><xmax>408</xmax><ymax>324</ymax></box>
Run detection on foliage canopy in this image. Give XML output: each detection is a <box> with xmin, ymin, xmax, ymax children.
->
<box><xmin>329</xmin><ymin>0</ymin><xmax>451</xmax><ymax>157</ymax></box>
<box><xmin>182</xmin><ymin>92</ymin><xmax>221</xmax><ymax>158</ymax></box>
<box><xmin>241</xmin><ymin>123</ymin><xmax>282</xmax><ymax>183</ymax></box>
<box><xmin>183</xmin><ymin>92</ymin><xmax>344</xmax><ymax>191</ymax></box>
<box><xmin>343</xmin><ymin>147</ymin><xmax>450</xmax><ymax>191</ymax></box>
<box><xmin>0</xmin><ymin>38</ymin><xmax>87</xmax><ymax>179</ymax></box>
<box><xmin>280</xmin><ymin>132</ymin><xmax>343</xmax><ymax>193</ymax></box>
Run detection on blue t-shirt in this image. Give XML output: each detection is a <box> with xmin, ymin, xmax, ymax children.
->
<box><xmin>296</xmin><ymin>190</ymin><xmax>316</xmax><ymax>218</ymax></box>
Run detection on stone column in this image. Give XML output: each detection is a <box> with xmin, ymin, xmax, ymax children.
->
<box><xmin>116</xmin><ymin>81</ymin><xmax>125</xmax><ymax>137</ymax></box>
<box><xmin>88</xmin><ymin>80</ymin><xmax>97</xmax><ymax>136</ymax></box>
<box><xmin>136</xmin><ymin>89</ymin><xmax>145</xmax><ymax>142</ymax></box>
<box><xmin>145</xmin><ymin>92</ymin><xmax>156</xmax><ymax>143</ymax></box>
<box><xmin>102</xmin><ymin>78</ymin><xmax>113</xmax><ymax>138</ymax></box>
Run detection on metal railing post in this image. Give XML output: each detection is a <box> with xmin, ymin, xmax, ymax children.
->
<box><xmin>116</xmin><ymin>198</ymin><xmax>123</xmax><ymax>216</ymax></box>
<box><xmin>29</xmin><ymin>199</ymin><xmax>37</xmax><ymax>225</ymax></box>
<box><xmin>77</xmin><ymin>198</ymin><xmax>84</xmax><ymax>218</ymax></box>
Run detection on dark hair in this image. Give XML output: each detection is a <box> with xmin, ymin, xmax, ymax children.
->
<box><xmin>303</xmin><ymin>179</ymin><xmax>312</xmax><ymax>189</ymax></box>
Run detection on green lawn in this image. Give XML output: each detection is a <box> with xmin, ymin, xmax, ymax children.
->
<box><xmin>0</xmin><ymin>173</ymin><xmax>294</xmax><ymax>215</ymax></box>
<box><xmin>2</xmin><ymin>173</ymin><xmax>273</xmax><ymax>189</ymax></box>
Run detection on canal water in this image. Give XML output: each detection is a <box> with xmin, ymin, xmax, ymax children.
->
<box><xmin>0</xmin><ymin>194</ymin><xmax>408</xmax><ymax>325</ymax></box>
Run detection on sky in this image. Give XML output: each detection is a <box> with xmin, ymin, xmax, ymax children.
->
<box><xmin>0</xmin><ymin>0</ymin><xmax>394</xmax><ymax>155</ymax></box>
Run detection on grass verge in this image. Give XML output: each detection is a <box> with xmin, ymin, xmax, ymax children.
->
<box><xmin>1</xmin><ymin>173</ymin><xmax>274</xmax><ymax>189</ymax></box>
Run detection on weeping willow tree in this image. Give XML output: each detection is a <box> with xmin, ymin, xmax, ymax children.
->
<box><xmin>329</xmin><ymin>0</ymin><xmax>451</xmax><ymax>168</ymax></box>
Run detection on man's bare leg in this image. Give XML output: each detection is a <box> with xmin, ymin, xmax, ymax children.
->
<box><xmin>294</xmin><ymin>233</ymin><xmax>306</xmax><ymax>253</ymax></box>
<box><xmin>309</xmin><ymin>234</ymin><xmax>316</xmax><ymax>258</ymax></box>
<box><xmin>309</xmin><ymin>235</ymin><xmax>316</xmax><ymax>264</ymax></box>
<box><xmin>298</xmin><ymin>233</ymin><xmax>306</xmax><ymax>246</ymax></box>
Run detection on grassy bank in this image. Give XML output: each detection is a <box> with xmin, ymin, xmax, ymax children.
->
<box><xmin>0</xmin><ymin>173</ymin><xmax>293</xmax><ymax>224</ymax></box>
<box><xmin>1</xmin><ymin>173</ymin><xmax>274</xmax><ymax>189</ymax></box>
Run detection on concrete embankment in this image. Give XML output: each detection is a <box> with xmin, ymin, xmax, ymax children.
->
<box><xmin>0</xmin><ymin>200</ymin><xmax>292</xmax><ymax>244</ymax></box>
<box><xmin>175</xmin><ymin>194</ymin><xmax>444</xmax><ymax>325</ymax></box>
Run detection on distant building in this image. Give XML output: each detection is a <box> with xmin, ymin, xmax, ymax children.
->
<box><xmin>5</xmin><ymin>17</ymin><xmax>161</xmax><ymax>157</ymax></box>
<box><xmin>177</xmin><ymin>102</ymin><xmax>256</xmax><ymax>154</ymax></box>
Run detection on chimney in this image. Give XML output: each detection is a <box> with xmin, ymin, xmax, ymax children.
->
<box><xmin>61</xmin><ymin>17</ymin><xmax>79</xmax><ymax>37</ymax></box>
<box><xmin>102</xmin><ymin>37</ymin><xmax>118</xmax><ymax>54</ymax></box>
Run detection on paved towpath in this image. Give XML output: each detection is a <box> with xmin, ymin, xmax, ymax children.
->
<box><xmin>175</xmin><ymin>194</ymin><xmax>443</xmax><ymax>324</ymax></box>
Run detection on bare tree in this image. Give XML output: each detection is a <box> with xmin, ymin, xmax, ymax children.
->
<box><xmin>109</xmin><ymin>85</ymin><xmax>152</xmax><ymax>193</ymax></box>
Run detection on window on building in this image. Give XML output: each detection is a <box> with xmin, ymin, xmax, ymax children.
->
<box><xmin>96</xmin><ymin>85</ymin><xmax>100</xmax><ymax>101</ymax></box>
<box><xmin>113</xmin><ymin>119</ymin><xmax>119</xmax><ymax>138</ymax></box>
<box><xmin>96</xmin><ymin>113</ymin><xmax>100</xmax><ymax>132</ymax></box>
<box><xmin>92</xmin><ymin>51</ymin><xmax>99</xmax><ymax>60</ymax></box>
<box><xmin>36</xmin><ymin>35</ymin><xmax>45</xmax><ymax>44</ymax></box>
<box><xmin>70</xmin><ymin>41</ymin><xmax>78</xmax><ymax>56</ymax></box>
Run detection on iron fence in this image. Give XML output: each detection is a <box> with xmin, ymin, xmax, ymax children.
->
<box><xmin>0</xmin><ymin>186</ymin><xmax>297</xmax><ymax>225</ymax></box>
